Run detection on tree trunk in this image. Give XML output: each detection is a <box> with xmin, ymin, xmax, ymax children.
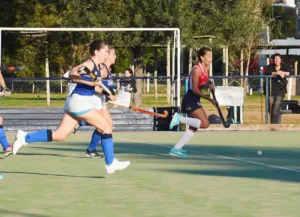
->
<box><xmin>244</xmin><ymin>45</ymin><xmax>252</xmax><ymax>95</ymax></box>
<box><xmin>240</xmin><ymin>49</ymin><xmax>244</xmax><ymax>87</ymax></box>
<box><xmin>132</xmin><ymin>45</ymin><xmax>143</xmax><ymax>107</ymax></box>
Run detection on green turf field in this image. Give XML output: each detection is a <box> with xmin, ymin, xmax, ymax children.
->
<box><xmin>1</xmin><ymin>131</ymin><xmax>300</xmax><ymax>217</ymax></box>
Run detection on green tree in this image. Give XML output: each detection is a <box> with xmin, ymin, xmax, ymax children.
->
<box><xmin>219</xmin><ymin>0</ymin><xmax>270</xmax><ymax>90</ymax></box>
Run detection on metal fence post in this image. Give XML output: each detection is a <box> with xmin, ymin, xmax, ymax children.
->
<box><xmin>265</xmin><ymin>77</ymin><xmax>269</xmax><ymax>124</ymax></box>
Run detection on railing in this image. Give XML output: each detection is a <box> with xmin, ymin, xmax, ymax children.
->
<box><xmin>1</xmin><ymin>75</ymin><xmax>300</xmax><ymax>124</ymax></box>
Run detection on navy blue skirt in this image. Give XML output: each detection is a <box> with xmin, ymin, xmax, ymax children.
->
<box><xmin>181</xmin><ymin>90</ymin><xmax>202</xmax><ymax>113</ymax></box>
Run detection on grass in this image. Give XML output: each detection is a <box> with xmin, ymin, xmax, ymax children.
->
<box><xmin>1</xmin><ymin>131</ymin><xmax>300</xmax><ymax>217</ymax></box>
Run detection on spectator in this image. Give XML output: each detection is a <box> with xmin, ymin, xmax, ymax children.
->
<box><xmin>264</xmin><ymin>53</ymin><xmax>290</xmax><ymax>124</ymax></box>
<box><xmin>116</xmin><ymin>68</ymin><xmax>137</xmax><ymax>107</ymax></box>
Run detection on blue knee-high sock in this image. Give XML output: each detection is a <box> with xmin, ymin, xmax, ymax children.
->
<box><xmin>0</xmin><ymin>125</ymin><xmax>9</xmax><ymax>150</ymax></box>
<box><xmin>101</xmin><ymin>134</ymin><xmax>114</xmax><ymax>165</ymax></box>
<box><xmin>87</xmin><ymin>130</ymin><xmax>101</xmax><ymax>151</ymax></box>
<box><xmin>25</xmin><ymin>129</ymin><xmax>53</xmax><ymax>143</ymax></box>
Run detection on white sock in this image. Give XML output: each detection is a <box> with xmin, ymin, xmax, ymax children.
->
<box><xmin>174</xmin><ymin>130</ymin><xmax>195</xmax><ymax>150</ymax></box>
<box><xmin>180</xmin><ymin>116</ymin><xmax>201</xmax><ymax>129</ymax></box>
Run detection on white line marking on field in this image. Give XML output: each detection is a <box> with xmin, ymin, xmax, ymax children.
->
<box><xmin>116</xmin><ymin>136</ymin><xmax>300</xmax><ymax>174</ymax></box>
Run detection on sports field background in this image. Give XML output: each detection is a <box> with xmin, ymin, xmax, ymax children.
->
<box><xmin>1</xmin><ymin>131</ymin><xmax>300</xmax><ymax>217</ymax></box>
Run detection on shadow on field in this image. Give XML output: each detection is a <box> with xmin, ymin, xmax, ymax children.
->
<box><xmin>0</xmin><ymin>209</ymin><xmax>49</xmax><ymax>217</ymax></box>
<box><xmin>18</xmin><ymin>152</ymin><xmax>87</xmax><ymax>159</ymax></box>
<box><xmin>16</xmin><ymin>140</ymin><xmax>300</xmax><ymax>183</ymax></box>
<box><xmin>1</xmin><ymin>171</ymin><xmax>104</xmax><ymax>179</ymax></box>
<box><xmin>115</xmin><ymin>142</ymin><xmax>300</xmax><ymax>183</ymax></box>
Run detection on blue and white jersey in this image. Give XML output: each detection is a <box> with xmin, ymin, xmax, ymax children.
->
<box><xmin>72</xmin><ymin>59</ymin><xmax>101</xmax><ymax>96</ymax></box>
<box><xmin>101</xmin><ymin>64</ymin><xmax>114</xmax><ymax>88</ymax></box>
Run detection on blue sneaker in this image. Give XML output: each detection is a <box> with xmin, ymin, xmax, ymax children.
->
<box><xmin>169</xmin><ymin>148</ymin><xmax>188</xmax><ymax>158</ymax></box>
<box><xmin>180</xmin><ymin>149</ymin><xmax>187</xmax><ymax>153</ymax></box>
<box><xmin>169</xmin><ymin>112</ymin><xmax>181</xmax><ymax>130</ymax></box>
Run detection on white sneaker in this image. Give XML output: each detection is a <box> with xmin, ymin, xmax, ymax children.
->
<box><xmin>105</xmin><ymin>158</ymin><xmax>130</xmax><ymax>174</ymax></box>
<box><xmin>13</xmin><ymin>130</ymin><xmax>28</xmax><ymax>155</ymax></box>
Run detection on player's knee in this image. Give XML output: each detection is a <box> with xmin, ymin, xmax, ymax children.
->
<box><xmin>98</xmin><ymin>124</ymin><xmax>112</xmax><ymax>134</ymax></box>
<box><xmin>201</xmin><ymin>121</ymin><xmax>209</xmax><ymax>129</ymax></box>
<box><xmin>52</xmin><ymin>132</ymin><xmax>68</xmax><ymax>142</ymax></box>
<box><xmin>189</xmin><ymin>126</ymin><xmax>198</xmax><ymax>132</ymax></box>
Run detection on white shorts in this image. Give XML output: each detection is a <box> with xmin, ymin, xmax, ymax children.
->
<box><xmin>63</xmin><ymin>95</ymin><xmax>71</xmax><ymax>111</ymax></box>
<box><xmin>63</xmin><ymin>82</ymin><xmax>77</xmax><ymax>111</ymax></box>
<box><xmin>91</xmin><ymin>94</ymin><xmax>106</xmax><ymax>110</ymax></box>
<box><xmin>64</xmin><ymin>93</ymin><xmax>106</xmax><ymax>112</ymax></box>
<box><xmin>68</xmin><ymin>93</ymin><xmax>94</xmax><ymax>116</ymax></box>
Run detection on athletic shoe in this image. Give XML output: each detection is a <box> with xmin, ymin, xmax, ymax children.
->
<box><xmin>4</xmin><ymin>144</ymin><xmax>13</xmax><ymax>157</ymax></box>
<box><xmin>180</xmin><ymin>149</ymin><xmax>187</xmax><ymax>153</ymax></box>
<box><xmin>105</xmin><ymin>158</ymin><xmax>130</xmax><ymax>174</ymax></box>
<box><xmin>169</xmin><ymin>147</ymin><xmax>188</xmax><ymax>158</ymax></box>
<box><xmin>12</xmin><ymin>130</ymin><xmax>28</xmax><ymax>155</ymax></box>
<box><xmin>85</xmin><ymin>149</ymin><xmax>104</xmax><ymax>159</ymax></box>
<box><xmin>169</xmin><ymin>112</ymin><xmax>181</xmax><ymax>130</ymax></box>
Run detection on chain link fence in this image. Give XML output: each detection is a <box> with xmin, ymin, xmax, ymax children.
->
<box><xmin>2</xmin><ymin>75</ymin><xmax>300</xmax><ymax>124</ymax></box>
<box><xmin>0</xmin><ymin>76</ymin><xmax>175</xmax><ymax>108</ymax></box>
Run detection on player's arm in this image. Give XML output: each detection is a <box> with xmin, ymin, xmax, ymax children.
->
<box><xmin>70</xmin><ymin>62</ymin><xmax>98</xmax><ymax>86</ymax></box>
<box><xmin>191</xmin><ymin>68</ymin><xmax>214</xmax><ymax>104</ymax></box>
<box><xmin>0</xmin><ymin>71</ymin><xmax>7</xmax><ymax>89</ymax></box>
<box><xmin>200</xmin><ymin>80</ymin><xmax>214</xmax><ymax>91</ymax></box>
<box><xmin>96</xmin><ymin>86</ymin><xmax>118</xmax><ymax>101</ymax></box>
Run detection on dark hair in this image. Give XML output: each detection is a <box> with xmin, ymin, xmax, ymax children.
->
<box><xmin>197</xmin><ymin>47</ymin><xmax>212</xmax><ymax>63</ymax></box>
<box><xmin>89</xmin><ymin>40</ymin><xmax>107</xmax><ymax>56</ymax></box>
<box><xmin>124</xmin><ymin>68</ymin><xmax>134</xmax><ymax>76</ymax></box>
<box><xmin>272</xmin><ymin>53</ymin><xmax>282</xmax><ymax>61</ymax></box>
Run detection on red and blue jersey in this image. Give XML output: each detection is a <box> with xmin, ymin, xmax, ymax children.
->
<box><xmin>188</xmin><ymin>63</ymin><xmax>209</xmax><ymax>90</ymax></box>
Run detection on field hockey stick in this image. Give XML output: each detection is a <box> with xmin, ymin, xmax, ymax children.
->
<box><xmin>0</xmin><ymin>66</ymin><xmax>25</xmax><ymax>71</ymax></box>
<box><xmin>77</xmin><ymin>66</ymin><xmax>168</xmax><ymax>118</ymax></box>
<box><xmin>107</xmin><ymin>100</ymin><xmax>169</xmax><ymax>118</ymax></box>
<box><xmin>211</xmin><ymin>88</ymin><xmax>230</xmax><ymax>128</ymax></box>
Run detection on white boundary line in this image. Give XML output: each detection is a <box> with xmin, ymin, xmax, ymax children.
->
<box><xmin>116</xmin><ymin>136</ymin><xmax>300</xmax><ymax>174</ymax></box>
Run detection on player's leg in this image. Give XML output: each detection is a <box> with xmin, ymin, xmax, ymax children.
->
<box><xmin>79</xmin><ymin>109</ymin><xmax>130</xmax><ymax>174</ymax></box>
<box><xmin>169</xmin><ymin>92</ymin><xmax>208</xmax><ymax>158</ymax></box>
<box><xmin>85</xmin><ymin>108</ymin><xmax>104</xmax><ymax>158</ymax></box>
<box><xmin>85</xmin><ymin>107</ymin><xmax>113</xmax><ymax>158</ymax></box>
<box><xmin>169</xmin><ymin>112</ymin><xmax>202</xmax><ymax>130</ymax></box>
<box><xmin>84</xmin><ymin>94</ymin><xmax>105</xmax><ymax>158</ymax></box>
<box><xmin>53</xmin><ymin>113</ymin><xmax>80</xmax><ymax>141</ymax></box>
<box><xmin>73</xmin><ymin>94</ymin><xmax>105</xmax><ymax>134</ymax></box>
<box><xmin>85</xmin><ymin>94</ymin><xmax>113</xmax><ymax>159</ymax></box>
<box><xmin>169</xmin><ymin>107</ymin><xmax>208</xmax><ymax>158</ymax></box>
<box><xmin>169</xmin><ymin>93</ymin><xmax>202</xmax><ymax>130</ymax></box>
<box><xmin>12</xmin><ymin>113</ymin><xmax>79</xmax><ymax>155</ymax></box>
<box><xmin>0</xmin><ymin>116</ymin><xmax>12</xmax><ymax>157</ymax></box>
